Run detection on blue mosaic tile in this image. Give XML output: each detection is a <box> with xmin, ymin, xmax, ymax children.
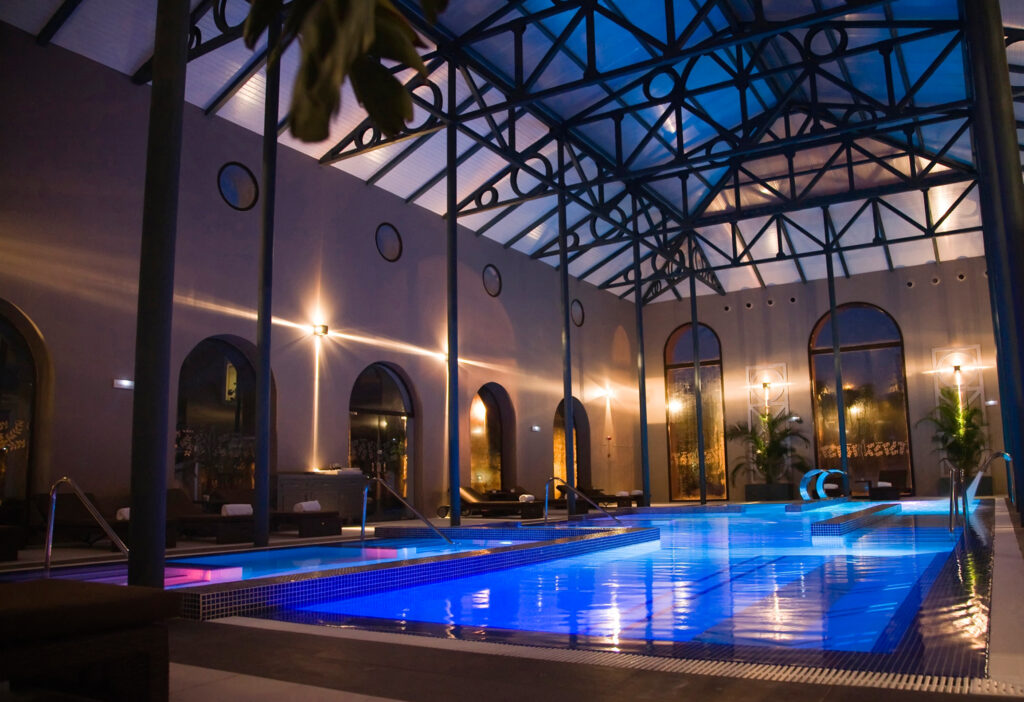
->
<box><xmin>179</xmin><ymin>526</ymin><xmax>659</xmax><ymax>621</ymax></box>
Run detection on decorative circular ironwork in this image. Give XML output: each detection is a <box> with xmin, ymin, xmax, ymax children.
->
<box><xmin>570</xmin><ymin>299</ymin><xmax>584</xmax><ymax>326</ymax></box>
<box><xmin>804</xmin><ymin>26</ymin><xmax>849</xmax><ymax>58</ymax></box>
<box><xmin>217</xmin><ymin>162</ymin><xmax>258</xmax><ymax>211</ymax></box>
<box><xmin>482</xmin><ymin>264</ymin><xmax>502</xmax><ymax>297</ymax></box>
<box><xmin>375</xmin><ymin>223</ymin><xmax>403</xmax><ymax>262</ymax></box>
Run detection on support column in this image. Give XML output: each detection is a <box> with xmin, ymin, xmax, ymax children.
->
<box><xmin>558</xmin><ymin>141</ymin><xmax>577</xmax><ymax>514</ymax></box>
<box><xmin>963</xmin><ymin>0</ymin><xmax>1024</xmax><ymax>511</ymax></box>
<box><xmin>631</xmin><ymin>219</ymin><xmax>651</xmax><ymax>506</ymax></box>
<box><xmin>254</xmin><ymin>16</ymin><xmax>280</xmax><ymax>547</ymax></box>
<box><xmin>446</xmin><ymin>61</ymin><xmax>461</xmax><ymax>525</ymax></box>
<box><xmin>824</xmin><ymin>217</ymin><xmax>850</xmax><ymax>493</ymax></box>
<box><xmin>128</xmin><ymin>0</ymin><xmax>190</xmax><ymax>587</ymax></box>
<box><xmin>688</xmin><ymin>244</ymin><xmax>707</xmax><ymax>505</ymax></box>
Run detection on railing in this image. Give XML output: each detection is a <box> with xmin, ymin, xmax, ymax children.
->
<box><xmin>44</xmin><ymin>476</ymin><xmax>128</xmax><ymax>576</ymax></box>
<box><xmin>361</xmin><ymin>477</ymin><xmax>453</xmax><ymax>544</ymax></box>
<box><xmin>543</xmin><ymin>477</ymin><xmax>622</xmax><ymax>524</ymax></box>
<box><xmin>947</xmin><ymin>464</ymin><xmax>967</xmax><ymax>533</ymax></box>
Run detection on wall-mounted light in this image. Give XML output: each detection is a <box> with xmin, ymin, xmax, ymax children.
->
<box><xmin>530</xmin><ymin>425</ymin><xmax>541</xmax><ymax>432</ymax></box>
<box><xmin>312</xmin><ymin>324</ymin><xmax>329</xmax><ymax>336</ymax></box>
<box><xmin>112</xmin><ymin>378</ymin><xmax>134</xmax><ymax>390</ymax></box>
<box><xmin>985</xmin><ymin>400</ymin><xmax>999</xmax><ymax>406</ymax></box>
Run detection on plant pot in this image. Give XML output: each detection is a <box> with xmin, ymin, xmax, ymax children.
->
<box><xmin>744</xmin><ymin>483</ymin><xmax>794</xmax><ymax>502</ymax></box>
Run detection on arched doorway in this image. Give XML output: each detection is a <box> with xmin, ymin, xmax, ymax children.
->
<box><xmin>0</xmin><ymin>302</ymin><xmax>46</xmax><ymax>525</ymax></box>
<box><xmin>470</xmin><ymin>383</ymin><xmax>516</xmax><ymax>492</ymax></box>
<box><xmin>176</xmin><ymin>336</ymin><xmax>267</xmax><ymax>499</ymax></box>
<box><xmin>553</xmin><ymin>397</ymin><xmax>591</xmax><ymax>488</ymax></box>
<box><xmin>349</xmin><ymin>364</ymin><xmax>413</xmax><ymax>515</ymax></box>
<box><xmin>810</xmin><ymin>303</ymin><xmax>913</xmax><ymax>493</ymax></box>
<box><xmin>664</xmin><ymin>323</ymin><xmax>727</xmax><ymax>501</ymax></box>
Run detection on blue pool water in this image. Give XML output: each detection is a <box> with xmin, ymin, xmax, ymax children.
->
<box><xmin>276</xmin><ymin>501</ymin><xmax>993</xmax><ymax>676</ymax></box>
<box><xmin>164</xmin><ymin>537</ymin><xmax>527</xmax><ymax>588</ymax></box>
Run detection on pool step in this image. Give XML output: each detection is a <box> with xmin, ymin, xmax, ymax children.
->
<box><xmin>810</xmin><ymin>503</ymin><xmax>901</xmax><ymax>536</ymax></box>
<box><xmin>785</xmin><ymin>497</ymin><xmax>850</xmax><ymax>512</ymax></box>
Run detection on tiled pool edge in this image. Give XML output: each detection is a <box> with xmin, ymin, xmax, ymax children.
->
<box><xmin>810</xmin><ymin>503</ymin><xmax>901</xmax><ymax>535</ymax></box>
<box><xmin>179</xmin><ymin>526</ymin><xmax>658</xmax><ymax>621</ymax></box>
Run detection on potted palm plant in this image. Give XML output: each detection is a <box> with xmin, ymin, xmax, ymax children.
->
<box><xmin>726</xmin><ymin>409</ymin><xmax>810</xmax><ymax>501</ymax></box>
<box><xmin>919</xmin><ymin>387</ymin><xmax>990</xmax><ymax>495</ymax></box>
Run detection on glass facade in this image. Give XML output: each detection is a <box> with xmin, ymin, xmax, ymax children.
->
<box><xmin>349</xmin><ymin>364</ymin><xmax>411</xmax><ymax>502</ymax></box>
<box><xmin>470</xmin><ymin>388</ymin><xmax>503</xmax><ymax>492</ymax></box>
<box><xmin>664</xmin><ymin>324</ymin><xmax>727</xmax><ymax>501</ymax></box>
<box><xmin>810</xmin><ymin>304</ymin><xmax>912</xmax><ymax>493</ymax></box>
<box><xmin>0</xmin><ymin>315</ymin><xmax>34</xmax><ymax>505</ymax></box>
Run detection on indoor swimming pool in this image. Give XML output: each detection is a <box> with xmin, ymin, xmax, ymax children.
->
<box><xmin>266</xmin><ymin>500</ymin><xmax>993</xmax><ymax>677</ymax></box>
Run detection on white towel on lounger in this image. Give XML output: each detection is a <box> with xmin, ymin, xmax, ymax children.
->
<box><xmin>293</xmin><ymin>500</ymin><xmax>322</xmax><ymax>512</ymax></box>
<box><xmin>221</xmin><ymin>503</ymin><xmax>253</xmax><ymax>516</ymax></box>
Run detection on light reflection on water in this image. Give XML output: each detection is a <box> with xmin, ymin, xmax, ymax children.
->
<box><xmin>298</xmin><ymin>503</ymin><xmax>992</xmax><ymax>664</ymax></box>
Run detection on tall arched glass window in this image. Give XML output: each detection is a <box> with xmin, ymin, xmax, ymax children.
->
<box><xmin>349</xmin><ymin>364</ymin><xmax>413</xmax><ymax>508</ymax></box>
<box><xmin>470</xmin><ymin>384</ymin><xmax>515</xmax><ymax>493</ymax></box>
<box><xmin>553</xmin><ymin>397</ymin><xmax>590</xmax><ymax>488</ymax></box>
<box><xmin>810</xmin><ymin>304</ymin><xmax>912</xmax><ymax>492</ymax></box>
<box><xmin>664</xmin><ymin>323</ymin><xmax>726</xmax><ymax>501</ymax></box>
<box><xmin>0</xmin><ymin>314</ymin><xmax>35</xmax><ymax>507</ymax></box>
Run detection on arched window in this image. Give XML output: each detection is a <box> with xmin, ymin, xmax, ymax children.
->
<box><xmin>664</xmin><ymin>323</ymin><xmax>726</xmax><ymax>501</ymax></box>
<box><xmin>0</xmin><ymin>313</ymin><xmax>35</xmax><ymax>509</ymax></box>
<box><xmin>177</xmin><ymin>336</ymin><xmax>266</xmax><ymax>498</ymax></box>
<box><xmin>470</xmin><ymin>383</ymin><xmax>515</xmax><ymax>492</ymax></box>
<box><xmin>349</xmin><ymin>364</ymin><xmax>413</xmax><ymax>512</ymax></box>
<box><xmin>553</xmin><ymin>397</ymin><xmax>591</xmax><ymax>489</ymax></box>
<box><xmin>809</xmin><ymin>304</ymin><xmax>912</xmax><ymax>492</ymax></box>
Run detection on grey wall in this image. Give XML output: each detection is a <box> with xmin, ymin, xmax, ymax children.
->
<box><xmin>642</xmin><ymin>257</ymin><xmax>1003</xmax><ymax>501</ymax></box>
<box><xmin>0</xmin><ymin>24</ymin><xmax>643</xmax><ymax>508</ymax></box>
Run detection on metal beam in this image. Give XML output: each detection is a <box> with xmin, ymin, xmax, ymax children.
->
<box><xmin>36</xmin><ymin>0</ymin><xmax>84</xmax><ymax>46</ymax></box>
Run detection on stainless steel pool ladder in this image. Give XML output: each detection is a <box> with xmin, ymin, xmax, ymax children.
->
<box><xmin>543</xmin><ymin>477</ymin><xmax>622</xmax><ymax>524</ymax></box>
<box><xmin>44</xmin><ymin>476</ymin><xmax>129</xmax><ymax>576</ymax></box>
<box><xmin>360</xmin><ymin>477</ymin><xmax>453</xmax><ymax>544</ymax></box>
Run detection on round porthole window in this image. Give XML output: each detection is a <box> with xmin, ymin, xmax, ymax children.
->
<box><xmin>570</xmin><ymin>299</ymin><xmax>584</xmax><ymax>327</ymax></box>
<box><xmin>217</xmin><ymin>162</ymin><xmax>258</xmax><ymax>211</ymax></box>
<box><xmin>375</xmin><ymin>222</ymin><xmax>403</xmax><ymax>262</ymax></box>
<box><xmin>482</xmin><ymin>264</ymin><xmax>502</xmax><ymax>297</ymax></box>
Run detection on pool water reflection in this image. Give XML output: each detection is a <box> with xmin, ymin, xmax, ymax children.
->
<box><xmin>274</xmin><ymin>502</ymin><xmax>993</xmax><ymax>676</ymax></box>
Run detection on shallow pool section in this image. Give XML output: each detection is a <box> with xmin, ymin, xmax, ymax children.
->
<box><xmin>176</xmin><ymin>525</ymin><xmax>659</xmax><ymax>620</ymax></box>
<box><xmin>270</xmin><ymin>502</ymin><xmax>994</xmax><ymax>677</ymax></box>
<box><xmin>165</xmin><ymin>538</ymin><xmax>530</xmax><ymax>588</ymax></box>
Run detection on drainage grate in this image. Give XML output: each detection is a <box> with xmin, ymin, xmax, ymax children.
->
<box><xmin>229</xmin><ymin>618</ymin><xmax>1024</xmax><ymax>696</ymax></box>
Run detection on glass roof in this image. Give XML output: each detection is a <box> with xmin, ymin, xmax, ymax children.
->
<box><xmin>2</xmin><ymin>0</ymin><xmax>1008</xmax><ymax>303</ymax></box>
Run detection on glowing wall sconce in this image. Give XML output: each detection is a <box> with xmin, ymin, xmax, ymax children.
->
<box><xmin>112</xmin><ymin>378</ymin><xmax>134</xmax><ymax>390</ymax></box>
<box><xmin>312</xmin><ymin>324</ymin><xmax>329</xmax><ymax>336</ymax></box>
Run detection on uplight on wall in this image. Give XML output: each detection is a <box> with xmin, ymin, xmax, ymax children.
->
<box><xmin>112</xmin><ymin>378</ymin><xmax>134</xmax><ymax>390</ymax></box>
<box><xmin>312</xmin><ymin>324</ymin><xmax>329</xmax><ymax>336</ymax></box>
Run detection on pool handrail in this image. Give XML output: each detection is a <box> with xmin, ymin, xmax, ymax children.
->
<box><xmin>44</xmin><ymin>476</ymin><xmax>129</xmax><ymax>576</ymax></box>
<box><xmin>543</xmin><ymin>477</ymin><xmax>622</xmax><ymax>524</ymax></box>
<box><xmin>360</xmin><ymin>477</ymin><xmax>453</xmax><ymax>544</ymax></box>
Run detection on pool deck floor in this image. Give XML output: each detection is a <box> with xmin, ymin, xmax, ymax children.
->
<box><xmin>6</xmin><ymin>502</ymin><xmax>1024</xmax><ymax>700</ymax></box>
